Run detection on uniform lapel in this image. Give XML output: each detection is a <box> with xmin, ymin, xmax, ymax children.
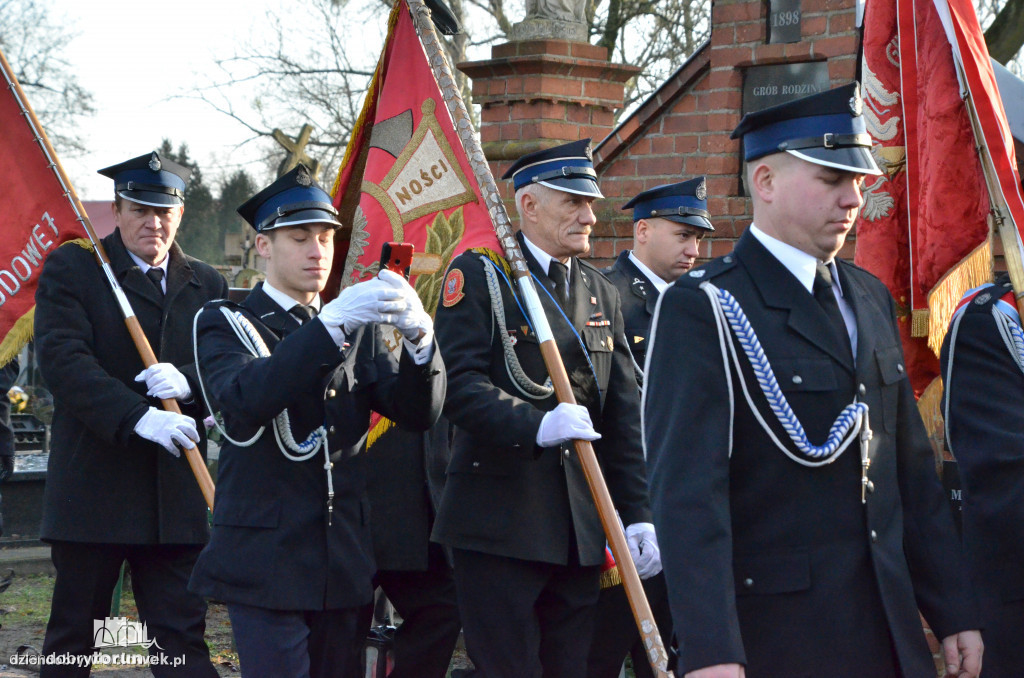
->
<box><xmin>163</xmin><ymin>242</ymin><xmax>198</xmax><ymax>306</ymax></box>
<box><xmin>570</xmin><ymin>259</ymin><xmax>593</xmax><ymax>332</ymax></box>
<box><xmin>108</xmin><ymin>229</ymin><xmax>164</xmax><ymax>309</ymax></box>
<box><xmin>243</xmin><ymin>284</ymin><xmax>299</xmax><ymax>338</ymax></box>
<box><xmin>618</xmin><ymin>253</ymin><xmax>659</xmax><ymax>318</ymax></box>
<box><xmin>736</xmin><ymin>233</ymin><xmax>856</xmax><ymax>374</ymax></box>
<box><xmin>836</xmin><ymin>262</ymin><xmax>885</xmax><ymax>381</ymax></box>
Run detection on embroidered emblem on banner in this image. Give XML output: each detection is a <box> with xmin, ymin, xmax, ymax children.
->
<box><xmin>442</xmin><ymin>268</ymin><xmax>465</xmax><ymax>307</ymax></box>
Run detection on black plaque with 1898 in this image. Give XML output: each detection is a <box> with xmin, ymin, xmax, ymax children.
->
<box><xmin>768</xmin><ymin>0</ymin><xmax>802</xmax><ymax>43</ymax></box>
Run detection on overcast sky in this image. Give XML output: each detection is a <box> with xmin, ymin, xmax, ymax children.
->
<box><xmin>48</xmin><ymin>0</ymin><xmax>386</xmax><ymax>200</ymax></box>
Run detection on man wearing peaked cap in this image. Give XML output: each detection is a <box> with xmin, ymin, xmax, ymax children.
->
<box><xmin>586</xmin><ymin>177</ymin><xmax>712</xmax><ymax>678</ymax></box>
<box><xmin>35</xmin><ymin>150</ymin><xmax>227</xmax><ymax>677</ymax></box>
<box><xmin>431</xmin><ymin>139</ymin><xmax>655</xmax><ymax>677</ymax></box>
<box><xmin>644</xmin><ymin>83</ymin><xmax>983</xmax><ymax>677</ymax></box>
<box><xmin>189</xmin><ymin>164</ymin><xmax>444</xmax><ymax>678</ymax></box>
<box><xmin>603</xmin><ymin>177</ymin><xmax>714</xmax><ymax>378</ymax></box>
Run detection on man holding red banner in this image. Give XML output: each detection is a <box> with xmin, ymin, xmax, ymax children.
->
<box><xmin>35</xmin><ymin>151</ymin><xmax>226</xmax><ymax>677</ymax></box>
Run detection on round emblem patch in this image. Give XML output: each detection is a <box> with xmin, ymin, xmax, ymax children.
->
<box><xmin>442</xmin><ymin>268</ymin><xmax>465</xmax><ymax>307</ymax></box>
<box><xmin>695</xmin><ymin>178</ymin><xmax>707</xmax><ymax>201</ymax></box>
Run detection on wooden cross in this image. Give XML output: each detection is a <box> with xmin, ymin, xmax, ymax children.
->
<box><xmin>272</xmin><ymin>123</ymin><xmax>322</xmax><ymax>179</ymax></box>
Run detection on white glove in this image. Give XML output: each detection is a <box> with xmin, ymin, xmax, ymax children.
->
<box><xmin>536</xmin><ymin>402</ymin><xmax>601</xmax><ymax>447</ymax></box>
<box><xmin>378</xmin><ymin>269</ymin><xmax>434</xmax><ymax>341</ymax></box>
<box><xmin>135</xmin><ymin>363</ymin><xmax>192</xmax><ymax>401</ymax></box>
<box><xmin>133</xmin><ymin>407</ymin><xmax>199</xmax><ymax>457</ymax></box>
<box><xmin>320</xmin><ymin>276</ymin><xmax>405</xmax><ymax>334</ymax></box>
<box><xmin>626</xmin><ymin>522</ymin><xmax>662</xmax><ymax>579</ymax></box>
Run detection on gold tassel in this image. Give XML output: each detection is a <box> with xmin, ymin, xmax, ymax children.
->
<box><xmin>924</xmin><ymin>239</ymin><xmax>993</xmax><ymax>355</ymax></box>
<box><xmin>0</xmin><ymin>239</ymin><xmax>95</xmax><ymax>367</ymax></box>
<box><xmin>366</xmin><ymin>416</ymin><xmax>395</xmax><ymax>450</ymax></box>
<box><xmin>915</xmin><ymin>376</ymin><xmax>949</xmax><ymax>468</ymax></box>
<box><xmin>599</xmin><ymin>564</ymin><xmax>622</xmax><ymax>590</ymax></box>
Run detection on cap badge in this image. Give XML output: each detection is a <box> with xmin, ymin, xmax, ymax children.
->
<box><xmin>296</xmin><ymin>167</ymin><xmax>313</xmax><ymax>187</ymax></box>
<box><xmin>696</xmin><ymin>178</ymin><xmax>707</xmax><ymax>201</ymax></box>
<box><xmin>849</xmin><ymin>84</ymin><xmax>863</xmax><ymax>116</ymax></box>
<box><xmin>584</xmin><ymin>144</ymin><xmax>593</xmax><ymax>162</ymax></box>
<box><xmin>148</xmin><ymin>155</ymin><xmax>161</xmax><ymax>172</ymax></box>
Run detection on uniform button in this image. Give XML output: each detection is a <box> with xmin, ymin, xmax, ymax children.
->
<box><xmin>723</xmin><ymin>256</ymin><xmax>733</xmax><ymax>264</ymax></box>
<box><xmin>329</xmin><ymin>426</ymin><xmax>336</xmax><ymax>435</ymax></box>
<box><xmin>896</xmin><ymin>364</ymin><xmax>905</xmax><ymax>373</ymax></box>
<box><xmin>792</xmin><ymin>375</ymin><xmax>803</xmax><ymax>384</ymax></box>
<box><xmin>472</xmin><ymin>461</ymin><xmax>480</xmax><ymax>468</ymax></box>
<box><xmin>563</xmin><ymin>449</ymin><xmax>571</xmax><ymax>458</ymax></box>
<box><xmin>858</xmin><ymin>383</ymin><xmax>867</xmax><ymax>396</ymax></box>
<box><xmin>866</xmin><ymin>480</ymin><xmax>875</xmax><ymax>494</ymax></box>
<box><xmin>743</xmin><ymin>578</ymin><xmax>754</xmax><ymax>589</ymax></box>
<box><xmin>327</xmin><ymin>389</ymin><xmax>336</xmax><ymax>398</ymax></box>
<box><xmin>870</xmin><ymin>530</ymin><xmax>878</xmax><ymax>543</ymax></box>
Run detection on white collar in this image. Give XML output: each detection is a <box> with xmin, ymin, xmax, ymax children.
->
<box><xmin>748</xmin><ymin>224</ymin><xmax>844</xmax><ymax>297</ymax></box>
<box><xmin>522</xmin><ymin>233</ymin><xmax>571</xmax><ymax>278</ymax></box>
<box><xmin>262</xmin><ymin>281</ymin><xmax>322</xmax><ymax>313</ymax></box>
<box><xmin>627</xmin><ymin>251</ymin><xmax>670</xmax><ymax>294</ymax></box>
<box><xmin>127</xmin><ymin>250</ymin><xmax>169</xmax><ymax>277</ymax></box>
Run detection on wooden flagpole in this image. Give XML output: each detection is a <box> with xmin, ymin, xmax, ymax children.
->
<box><xmin>405</xmin><ymin>2</ymin><xmax>673</xmax><ymax>674</ymax></box>
<box><xmin>0</xmin><ymin>48</ymin><xmax>216</xmax><ymax>511</ymax></box>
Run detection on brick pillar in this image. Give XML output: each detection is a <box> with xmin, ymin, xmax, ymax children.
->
<box><xmin>458</xmin><ymin>40</ymin><xmax>639</xmax><ymax>184</ymax></box>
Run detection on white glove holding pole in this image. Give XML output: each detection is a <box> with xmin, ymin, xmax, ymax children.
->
<box><xmin>134</xmin><ymin>407</ymin><xmax>199</xmax><ymax>457</ymax></box>
<box><xmin>536</xmin><ymin>402</ymin><xmax>601</xmax><ymax>447</ymax></box>
<box><xmin>377</xmin><ymin>269</ymin><xmax>434</xmax><ymax>341</ymax></box>
<box><xmin>135</xmin><ymin>363</ymin><xmax>192</xmax><ymax>401</ymax></box>
<box><xmin>320</xmin><ymin>276</ymin><xmax>405</xmax><ymax>334</ymax></box>
<box><xmin>625</xmin><ymin>522</ymin><xmax>662</xmax><ymax>579</ymax></box>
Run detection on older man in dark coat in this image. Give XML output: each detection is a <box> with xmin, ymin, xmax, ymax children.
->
<box><xmin>35</xmin><ymin>152</ymin><xmax>227</xmax><ymax>677</ymax></box>
<box><xmin>644</xmin><ymin>85</ymin><xmax>982</xmax><ymax>678</ymax></box>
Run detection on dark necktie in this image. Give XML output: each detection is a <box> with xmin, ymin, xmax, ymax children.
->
<box><xmin>289</xmin><ymin>304</ymin><xmax>317</xmax><ymax>325</ymax></box>
<box><xmin>813</xmin><ymin>262</ymin><xmax>852</xmax><ymax>356</ymax></box>
<box><xmin>549</xmin><ymin>261</ymin><xmax>569</xmax><ymax>308</ymax></box>
<box><xmin>145</xmin><ymin>267</ymin><xmax>165</xmax><ymax>299</ymax></box>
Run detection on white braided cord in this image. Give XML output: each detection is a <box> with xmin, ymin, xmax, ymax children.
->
<box><xmin>699</xmin><ymin>282</ymin><xmax>869</xmax><ymax>466</ymax></box>
<box><xmin>992</xmin><ymin>305</ymin><xmax>1024</xmax><ymax>374</ymax></box>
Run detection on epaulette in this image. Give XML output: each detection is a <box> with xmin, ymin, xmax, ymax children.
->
<box><xmin>470</xmin><ymin>247</ymin><xmax>511</xmax><ymax>278</ymax></box>
<box><xmin>675</xmin><ymin>254</ymin><xmax>738</xmax><ymax>287</ymax></box>
<box><xmin>951</xmin><ymin>279</ymin><xmax>1018</xmax><ymax>324</ymax></box>
<box><xmin>202</xmin><ymin>298</ymin><xmax>241</xmax><ymax>313</ymax></box>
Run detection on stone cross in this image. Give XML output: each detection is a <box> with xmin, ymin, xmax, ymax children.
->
<box><xmin>272</xmin><ymin>123</ymin><xmax>322</xmax><ymax>179</ymax></box>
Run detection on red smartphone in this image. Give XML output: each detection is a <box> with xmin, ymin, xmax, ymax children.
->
<box><xmin>380</xmin><ymin>242</ymin><xmax>414</xmax><ymax>279</ymax></box>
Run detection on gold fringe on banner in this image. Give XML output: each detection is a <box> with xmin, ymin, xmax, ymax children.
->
<box><xmin>924</xmin><ymin>238</ymin><xmax>993</xmax><ymax>355</ymax></box>
<box><xmin>0</xmin><ymin>239</ymin><xmax>94</xmax><ymax>367</ymax></box>
<box><xmin>600</xmin><ymin>565</ymin><xmax>622</xmax><ymax>590</ymax></box>
<box><xmin>366</xmin><ymin>416</ymin><xmax>395</xmax><ymax>450</ymax></box>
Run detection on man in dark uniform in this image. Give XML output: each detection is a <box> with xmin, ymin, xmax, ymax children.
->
<box><xmin>35</xmin><ymin>151</ymin><xmax>227</xmax><ymax>676</ymax></box>
<box><xmin>602</xmin><ymin>177</ymin><xmax>713</xmax><ymax>376</ymax></box>
<box><xmin>588</xmin><ymin>179</ymin><xmax>713</xmax><ymax>678</ymax></box>
<box><xmin>361</xmin><ymin>424</ymin><xmax>461</xmax><ymax>678</ymax></box>
<box><xmin>643</xmin><ymin>84</ymin><xmax>983</xmax><ymax>678</ymax></box>
<box><xmin>189</xmin><ymin>165</ymin><xmax>445</xmax><ymax>678</ymax></box>
<box><xmin>941</xmin><ymin>274</ymin><xmax>1024</xmax><ymax>677</ymax></box>
<box><xmin>432</xmin><ymin>139</ymin><xmax>657</xmax><ymax>678</ymax></box>
<box><xmin>0</xmin><ymin>358</ymin><xmax>17</xmax><ymax>537</ymax></box>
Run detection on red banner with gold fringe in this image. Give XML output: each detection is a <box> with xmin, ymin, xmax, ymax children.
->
<box><xmin>0</xmin><ymin>48</ymin><xmax>88</xmax><ymax>367</ymax></box>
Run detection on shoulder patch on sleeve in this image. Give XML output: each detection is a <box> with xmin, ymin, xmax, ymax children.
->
<box><xmin>442</xmin><ymin>268</ymin><xmax>466</xmax><ymax>307</ymax></box>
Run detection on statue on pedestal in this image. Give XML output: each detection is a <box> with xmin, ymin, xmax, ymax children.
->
<box><xmin>511</xmin><ymin>0</ymin><xmax>588</xmax><ymax>42</ymax></box>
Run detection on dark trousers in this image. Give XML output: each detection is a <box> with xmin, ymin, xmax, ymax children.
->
<box><xmin>228</xmin><ymin>602</ymin><xmax>363</xmax><ymax>678</ymax></box>
<box><xmin>586</xmin><ymin>573</ymin><xmax>673</xmax><ymax>678</ymax></box>
<box><xmin>368</xmin><ymin>544</ymin><xmax>461</xmax><ymax>678</ymax></box>
<box><xmin>41</xmin><ymin>540</ymin><xmax>217</xmax><ymax>678</ymax></box>
<box><xmin>452</xmin><ymin>547</ymin><xmax>601</xmax><ymax>678</ymax></box>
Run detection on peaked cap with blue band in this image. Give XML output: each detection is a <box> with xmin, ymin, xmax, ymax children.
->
<box><xmin>621</xmin><ymin>177</ymin><xmax>714</xmax><ymax>231</ymax></box>
<box><xmin>731</xmin><ymin>82</ymin><xmax>881</xmax><ymax>175</ymax></box>
<box><xmin>98</xmin><ymin>151</ymin><xmax>192</xmax><ymax>208</ymax></box>
<box><xmin>237</xmin><ymin>164</ymin><xmax>341</xmax><ymax>232</ymax></box>
<box><xmin>501</xmin><ymin>139</ymin><xmax>603</xmax><ymax>198</ymax></box>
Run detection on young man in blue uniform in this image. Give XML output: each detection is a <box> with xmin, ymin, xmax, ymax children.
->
<box><xmin>189</xmin><ymin>165</ymin><xmax>445</xmax><ymax>678</ymax></box>
<box><xmin>941</xmin><ymin>274</ymin><xmax>1024</xmax><ymax>677</ymax></box>
<box><xmin>35</xmin><ymin>151</ymin><xmax>226</xmax><ymax>677</ymax></box>
<box><xmin>588</xmin><ymin>178</ymin><xmax>713</xmax><ymax>678</ymax></box>
<box><xmin>432</xmin><ymin>140</ymin><xmax>657</xmax><ymax>678</ymax></box>
<box><xmin>644</xmin><ymin>84</ymin><xmax>983</xmax><ymax>678</ymax></box>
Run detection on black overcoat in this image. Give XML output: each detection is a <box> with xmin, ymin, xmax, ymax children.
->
<box><xmin>940</xmin><ymin>278</ymin><xmax>1024</xmax><ymax>677</ymax></box>
<box><xmin>188</xmin><ymin>285</ymin><xmax>445</xmax><ymax>610</ymax></box>
<box><xmin>431</xmin><ymin>235</ymin><xmax>650</xmax><ymax>567</ymax></box>
<box><xmin>644</xmin><ymin>232</ymin><xmax>976</xmax><ymax>676</ymax></box>
<box><xmin>602</xmin><ymin>250</ymin><xmax>659</xmax><ymax>373</ymax></box>
<box><xmin>35</xmin><ymin>230</ymin><xmax>228</xmax><ymax>544</ymax></box>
